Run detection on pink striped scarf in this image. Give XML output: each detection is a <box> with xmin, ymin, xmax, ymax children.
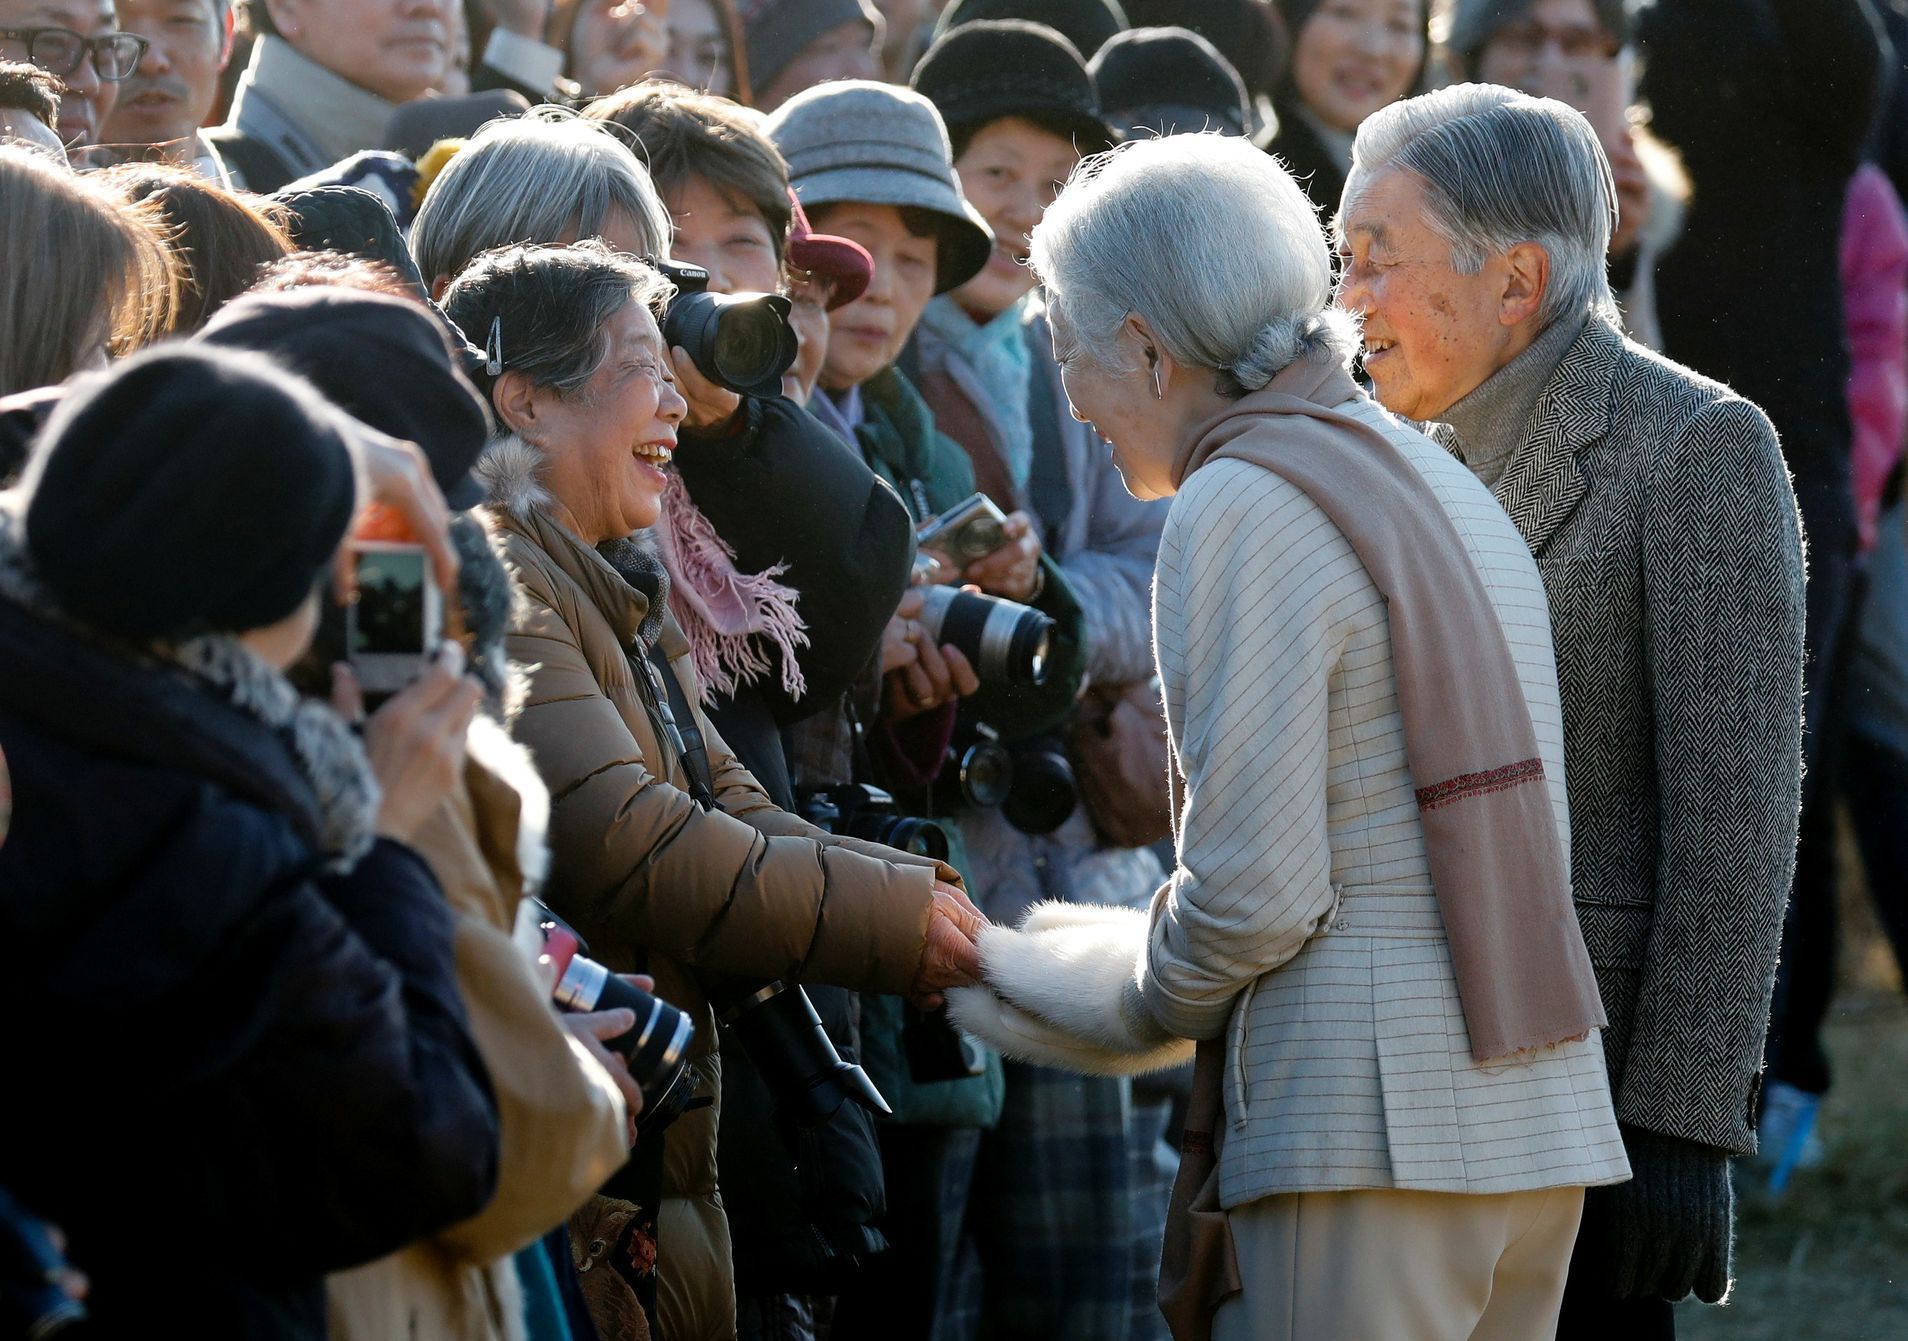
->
<box><xmin>654</xmin><ymin>472</ymin><xmax>808</xmax><ymax>705</ymax></box>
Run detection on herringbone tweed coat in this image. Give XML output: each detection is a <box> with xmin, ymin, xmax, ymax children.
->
<box><xmin>1433</xmin><ymin>318</ymin><xmax>1806</xmax><ymax>1156</ymax></box>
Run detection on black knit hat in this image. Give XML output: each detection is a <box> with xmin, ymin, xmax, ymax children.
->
<box><xmin>913</xmin><ymin>20</ymin><xmax>1118</xmax><ymax>158</ymax></box>
<box><xmin>1092</xmin><ymin>26</ymin><xmax>1253</xmax><ymax>137</ymax></box>
<box><xmin>1446</xmin><ymin>0</ymin><xmax>1629</xmax><ymax>72</ymax></box>
<box><xmin>271</xmin><ymin>184</ymin><xmax>431</xmax><ymax>302</ymax></box>
<box><xmin>935</xmin><ymin>0</ymin><xmax>1128</xmax><ymax>61</ymax></box>
<box><xmin>24</xmin><ymin>345</ymin><xmax>360</xmax><ymax>642</ymax></box>
<box><xmin>198</xmin><ymin>288</ymin><xmax>492</xmax><ymax>511</ymax></box>
<box><xmin>1119</xmin><ymin>0</ymin><xmax>1288</xmax><ymax>101</ymax></box>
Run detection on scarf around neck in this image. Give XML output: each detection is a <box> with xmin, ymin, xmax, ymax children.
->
<box><xmin>921</xmin><ymin>294</ymin><xmax>1035</xmax><ymax>492</ymax></box>
<box><xmin>1173</xmin><ymin>350</ymin><xmax>1604</xmax><ymax>1062</ymax></box>
<box><xmin>652</xmin><ymin>472</ymin><xmax>808</xmax><ymax>705</ymax></box>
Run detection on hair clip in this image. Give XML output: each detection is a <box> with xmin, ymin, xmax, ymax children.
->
<box><xmin>485</xmin><ymin>316</ymin><xmax>504</xmax><ymax>377</ymax></box>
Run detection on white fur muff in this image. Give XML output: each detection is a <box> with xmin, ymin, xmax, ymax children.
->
<box><xmin>947</xmin><ymin>901</ymin><xmax>1194</xmax><ymax>1076</ymax></box>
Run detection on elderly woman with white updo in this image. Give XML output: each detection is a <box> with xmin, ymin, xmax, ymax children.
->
<box><xmin>949</xmin><ymin>134</ymin><xmax>1629</xmax><ymax>1338</ymax></box>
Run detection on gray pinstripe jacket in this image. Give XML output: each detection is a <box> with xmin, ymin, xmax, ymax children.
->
<box><xmin>1432</xmin><ymin>318</ymin><xmax>1806</xmax><ymax>1156</ymax></box>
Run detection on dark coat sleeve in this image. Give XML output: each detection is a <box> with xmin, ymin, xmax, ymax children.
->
<box><xmin>675</xmin><ymin>396</ymin><xmax>916</xmax><ymax>727</ymax></box>
<box><xmin>181</xmin><ymin>829</ymin><xmax>502</xmax><ymax>1272</ymax></box>
<box><xmin>1624</xmin><ymin>396</ymin><xmax>1806</xmax><ymax>1153</ymax></box>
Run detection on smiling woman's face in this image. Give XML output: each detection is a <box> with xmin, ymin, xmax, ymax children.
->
<box><xmin>951</xmin><ymin>116</ymin><xmax>1079</xmax><ymax>322</ymax></box>
<box><xmin>532</xmin><ymin>300</ymin><xmax>689</xmax><ymax>542</ymax></box>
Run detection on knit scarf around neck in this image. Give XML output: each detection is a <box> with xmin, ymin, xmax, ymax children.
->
<box><xmin>921</xmin><ymin>294</ymin><xmax>1035</xmax><ymax>492</ymax></box>
<box><xmin>651</xmin><ymin>472</ymin><xmax>808</xmax><ymax>705</ymax></box>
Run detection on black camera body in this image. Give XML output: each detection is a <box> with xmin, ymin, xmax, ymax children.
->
<box><xmin>799</xmin><ymin>783</ymin><xmax>951</xmax><ymax>863</ymax></box>
<box><xmin>653</xmin><ymin>257</ymin><xmax>798</xmax><ymax>399</ymax></box>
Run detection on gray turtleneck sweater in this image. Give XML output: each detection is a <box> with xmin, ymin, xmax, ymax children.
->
<box><xmin>1438</xmin><ymin>316</ymin><xmax>1588</xmax><ymax>490</ymax></box>
<box><xmin>222</xmin><ymin>36</ymin><xmax>399</xmax><ymax>185</ymax></box>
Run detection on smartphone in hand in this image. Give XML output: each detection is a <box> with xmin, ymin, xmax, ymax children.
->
<box><xmin>346</xmin><ymin>541</ymin><xmax>442</xmax><ymax>695</ymax></box>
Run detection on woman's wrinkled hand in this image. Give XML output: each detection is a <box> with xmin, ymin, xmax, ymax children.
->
<box><xmin>910</xmin><ymin>883</ymin><xmax>988</xmax><ymax>1009</ymax></box>
<box><xmin>960</xmin><ymin>511</ymin><xmax>1042</xmax><ymax>602</ymax></box>
<box><xmin>334</xmin><ymin>642</ymin><xmax>484</xmax><ymax>844</ymax></box>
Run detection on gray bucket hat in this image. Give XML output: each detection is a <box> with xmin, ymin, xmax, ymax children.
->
<box><xmin>763</xmin><ymin>81</ymin><xmax>995</xmax><ymax>295</ymax></box>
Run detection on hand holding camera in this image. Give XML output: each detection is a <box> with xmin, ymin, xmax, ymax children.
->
<box><xmin>883</xmin><ymin>586</ymin><xmax>982</xmax><ymax>722</ymax></box>
<box><xmin>959</xmin><ymin>510</ymin><xmax>1044</xmax><ymax>604</ymax></box>
<box><xmin>331</xmin><ymin>642</ymin><xmax>484</xmax><ymax>844</ymax></box>
<box><xmin>559</xmin><ymin>976</ymin><xmax>656</xmax><ymax>1147</ymax></box>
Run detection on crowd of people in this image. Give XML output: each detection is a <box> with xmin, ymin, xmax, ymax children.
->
<box><xmin>0</xmin><ymin>0</ymin><xmax>1902</xmax><ymax>1339</ymax></box>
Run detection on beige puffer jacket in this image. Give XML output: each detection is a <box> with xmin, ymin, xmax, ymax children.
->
<box><xmin>480</xmin><ymin>437</ymin><xmax>941</xmax><ymax>1340</ymax></box>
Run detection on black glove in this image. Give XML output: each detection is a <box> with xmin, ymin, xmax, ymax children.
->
<box><xmin>1576</xmin><ymin>1125</ymin><xmax>1734</xmax><ymax>1304</ymax></box>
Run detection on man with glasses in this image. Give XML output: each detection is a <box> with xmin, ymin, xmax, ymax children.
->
<box><xmin>99</xmin><ymin>0</ymin><xmax>234</xmax><ymax>181</ymax></box>
<box><xmin>0</xmin><ymin>0</ymin><xmax>144</xmax><ymax>148</ymax></box>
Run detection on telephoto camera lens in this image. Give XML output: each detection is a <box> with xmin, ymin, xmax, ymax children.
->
<box><xmin>654</xmin><ymin>258</ymin><xmax>799</xmax><ymax>398</ymax></box>
<box><xmin>539</xmin><ymin>919</ymin><xmax>697</xmax><ymax>1133</ymax></box>
<box><xmin>915</xmin><ymin>586</ymin><xmax>1053</xmax><ymax>686</ymax></box>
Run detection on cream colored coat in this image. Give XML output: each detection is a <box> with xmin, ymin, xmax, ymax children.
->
<box><xmin>1138</xmin><ymin>395</ymin><xmax>1631</xmax><ymax>1208</ymax></box>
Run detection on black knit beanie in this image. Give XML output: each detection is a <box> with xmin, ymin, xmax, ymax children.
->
<box><xmin>24</xmin><ymin>345</ymin><xmax>359</xmax><ymax>642</ymax></box>
<box><xmin>935</xmin><ymin>0</ymin><xmax>1129</xmax><ymax>61</ymax></box>
<box><xmin>913</xmin><ymin>20</ymin><xmax>1118</xmax><ymax>158</ymax></box>
<box><xmin>199</xmin><ymin>288</ymin><xmax>492</xmax><ymax>511</ymax></box>
<box><xmin>1446</xmin><ymin>0</ymin><xmax>1629</xmax><ymax>73</ymax></box>
<box><xmin>1119</xmin><ymin>0</ymin><xmax>1288</xmax><ymax>101</ymax></box>
<box><xmin>1092</xmin><ymin>26</ymin><xmax>1253</xmax><ymax>137</ymax></box>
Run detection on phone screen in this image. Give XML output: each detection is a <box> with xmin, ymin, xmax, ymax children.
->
<box><xmin>352</xmin><ymin>549</ymin><xmax>428</xmax><ymax>655</ymax></box>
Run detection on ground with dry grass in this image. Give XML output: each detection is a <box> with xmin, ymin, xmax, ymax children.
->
<box><xmin>1677</xmin><ymin>848</ymin><xmax>1908</xmax><ymax>1340</ymax></box>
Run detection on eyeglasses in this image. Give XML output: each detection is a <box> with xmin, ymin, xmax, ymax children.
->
<box><xmin>0</xmin><ymin>26</ymin><xmax>150</xmax><ymax>81</ymax></box>
<box><xmin>1487</xmin><ymin>20</ymin><xmax>1619</xmax><ymax>65</ymax></box>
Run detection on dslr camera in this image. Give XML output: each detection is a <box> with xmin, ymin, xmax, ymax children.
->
<box><xmin>653</xmin><ymin>257</ymin><xmax>799</xmax><ymax>399</ymax></box>
<box><xmin>799</xmin><ymin>783</ymin><xmax>950</xmax><ymax>863</ymax></box>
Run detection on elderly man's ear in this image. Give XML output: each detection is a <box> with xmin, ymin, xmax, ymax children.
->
<box><xmin>1498</xmin><ymin>241</ymin><xmax>1552</xmax><ymax>329</ymax></box>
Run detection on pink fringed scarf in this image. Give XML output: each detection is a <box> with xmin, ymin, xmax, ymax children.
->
<box><xmin>653</xmin><ymin>472</ymin><xmax>808</xmax><ymax>705</ymax></box>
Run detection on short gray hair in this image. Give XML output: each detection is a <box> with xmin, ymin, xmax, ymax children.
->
<box><xmin>411</xmin><ymin>106</ymin><xmax>673</xmax><ymax>287</ymax></box>
<box><xmin>441</xmin><ymin>241</ymin><xmax>675</xmax><ymax>398</ymax></box>
<box><xmin>1029</xmin><ymin>134</ymin><xmax>1355</xmax><ymax>396</ymax></box>
<box><xmin>1342</xmin><ymin>84</ymin><xmax>1617</xmax><ymax>328</ymax></box>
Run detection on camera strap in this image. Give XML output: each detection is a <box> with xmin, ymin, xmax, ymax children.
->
<box><xmin>644</xmin><ymin>646</ymin><xmax>719</xmax><ymax>813</ymax></box>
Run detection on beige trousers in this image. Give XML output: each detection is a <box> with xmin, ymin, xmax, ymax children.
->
<box><xmin>1210</xmin><ymin>1185</ymin><xmax>1584</xmax><ymax>1341</ymax></box>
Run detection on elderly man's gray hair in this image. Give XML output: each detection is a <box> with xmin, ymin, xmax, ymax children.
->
<box><xmin>411</xmin><ymin>106</ymin><xmax>673</xmax><ymax>287</ymax></box>
<box><xmin>1029</xmin><ymin>134</ymin><xmax>1355</xmax><ymax>395</ymax></box>
<box><xmin>1343</xmin><ymin>84</ymin><xmax>1618</xmax><ymax>328</ymax></box>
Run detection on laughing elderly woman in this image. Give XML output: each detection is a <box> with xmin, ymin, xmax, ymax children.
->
<box><xmin>441</xmin><ymin>241</ymin><xmax>985</xmax><ymax>1341</ymax></box>
<box><xmin>953</xmin><ymin>134</ymin><xmax>1629</xmax><ymax>1340</ymax></box>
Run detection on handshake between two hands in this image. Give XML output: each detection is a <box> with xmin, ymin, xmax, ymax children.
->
<box><xmin>910</xmin><ymin>882</ymin><xmax>991</xmax><ymax>1011</ymax></box>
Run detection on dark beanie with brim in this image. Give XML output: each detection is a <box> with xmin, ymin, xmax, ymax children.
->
<box><xmin>24</xmin><ymin>345</ymin><xmax>360</xmax><ymax>642</ymax></box>
<box><xmin>199</xmin><ymin>288</ymin><xmax>492</xmax><ymax>511</ymax></box>
<box><xmin>1092</xmin><ymin>25</ymin><xmax>1252</xmax><ymax>137</ymax></box>
<box><xmin>912</xmin><ymin>20</ymin><xmax>1118</xmax><ymax>159</ymax></box>
<box><xmin>744</xmin><ymin>0</ymin><xmax>880</xmax><ymax>96</ymax></box>
<box><xmin>935</xmin><ymin>0</ymin><xmax>1128</xmax><ymax>61</ymax></box>
<box><xmin>1446</xmin><ymin>0</ymin><xmax>1629</xmax><ymax>72</ymax></box>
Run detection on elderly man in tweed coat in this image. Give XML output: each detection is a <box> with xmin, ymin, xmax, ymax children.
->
<box><xmin>1337</xmin><ymin>85</ymin><xmax>1806</xmax><ymax>1339</ymax></box>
